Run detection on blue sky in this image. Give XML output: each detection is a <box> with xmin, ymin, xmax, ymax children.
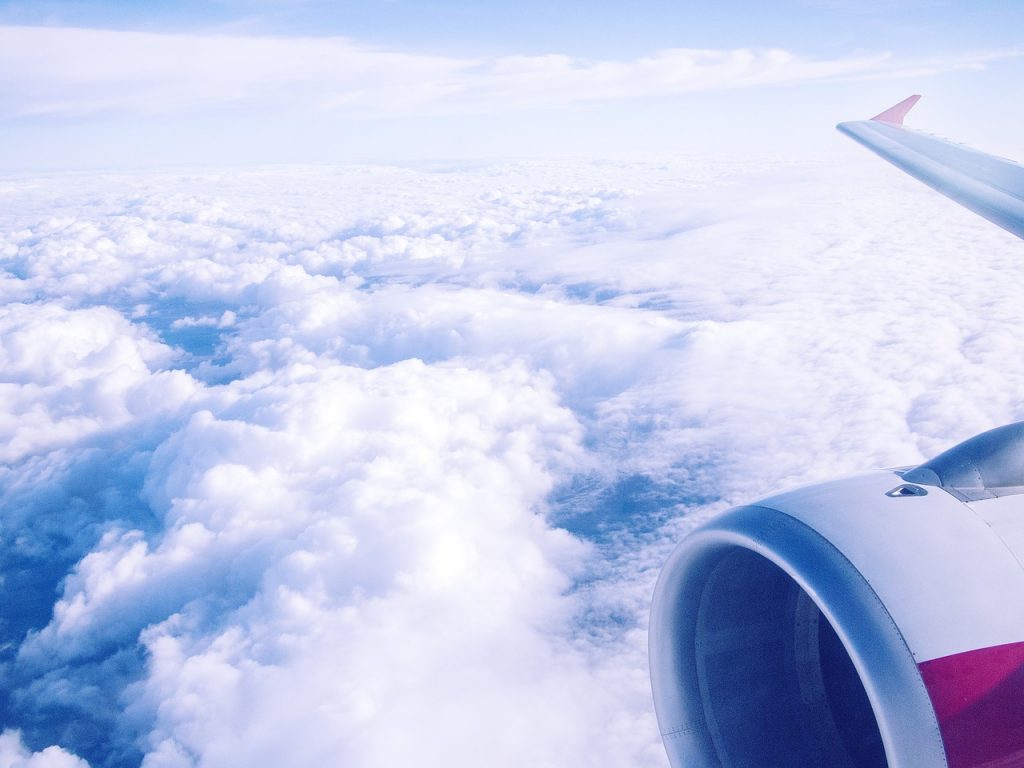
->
<box><xmin>1</xmin><ymin>0</ymin><xmax>1023</xmax><ymax>169</ymax></box>
<box><xmin>4</xmin><ymin>0</ymin><xmax>1023</xmax><ymax>56</ymax></box>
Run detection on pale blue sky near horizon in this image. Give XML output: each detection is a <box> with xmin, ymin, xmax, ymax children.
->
<box><xmin>1</xmin><ymin>0</ymin><xmax>1022</xmax><ymax>170</ymax></box>
<box><xmin>3</xmin><ymin>0</ymin><xmax>1022</xmax><ymax>56</ymax></box>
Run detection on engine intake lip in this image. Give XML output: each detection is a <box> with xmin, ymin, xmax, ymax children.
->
<box><xmin>649</xmin><ymin>505</ymin><xmax>948</xmax><ymax>768</ymax></box>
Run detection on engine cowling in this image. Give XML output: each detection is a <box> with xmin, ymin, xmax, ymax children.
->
<box><xmin>649</xmin><ymin>422</ymin><xmax>1024</xmax><ymax>768</ymax></box>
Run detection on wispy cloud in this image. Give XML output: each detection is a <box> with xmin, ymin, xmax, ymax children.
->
<box><xmin>1</xmin><ymin>25</ymin><xmax>1018</xmax><ymax>119</ymax></box>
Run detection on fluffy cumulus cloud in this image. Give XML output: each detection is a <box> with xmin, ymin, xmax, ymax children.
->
<box><xmin>0</xmin><ymin>730</ymin><xmax>88</xmax><ymax>768</ymax></box>
<box><xmin>1</xmin><ymin>156</ymin><xmax>1024</xmax><ymax>767</ymax></box>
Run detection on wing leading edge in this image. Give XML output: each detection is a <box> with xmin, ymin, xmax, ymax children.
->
<box><xmin>837</xmin><ymin>96</ymin><xmax>1024</xmax><ymax>240</ymax></box>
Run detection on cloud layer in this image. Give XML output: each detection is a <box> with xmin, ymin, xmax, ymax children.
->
<box><xmin>0</xmin><ymin>25</ymin><xmax>1018</xmax><ymax>120</ymax></box>
<box><xmin>2</xmin><ymin>157</ymin><xmax>1024</xmax><ymax>766</ymax></box>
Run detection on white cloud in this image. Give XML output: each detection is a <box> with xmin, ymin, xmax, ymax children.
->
<box><xmin>2</xmin><ymin>156</ymin><xmax>1024</xmax><ymax>767</ymax></box>
<box><xmin>0</xmin><ymin>731</ymin><xmax>89</xmax><ymax>768</ymax></box>
<box><xmin>0</xmin><ymin>303</ymin><xmax>192</xmax><ymax>463</ymax></box>
<box><xmin>0</xmin><ymin>25</ymin><xmax>1016</xmax><ymax>120</ymax></box>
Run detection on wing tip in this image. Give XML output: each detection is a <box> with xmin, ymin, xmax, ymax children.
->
<box><xmin>870</xmin><ymin>94</ymin><xmax>922</xmax><ymax>126</ymax></box>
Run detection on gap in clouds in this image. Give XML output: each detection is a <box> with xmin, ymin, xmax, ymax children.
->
<box><xmin>2</xmin><ymin>157</ymin><xmax>1024</xmax><ymax>767</ymax></box>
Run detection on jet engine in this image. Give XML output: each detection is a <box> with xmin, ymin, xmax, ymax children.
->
<box><xmin>649</xmin><ymin>422</ymin><xmax>1024</xmax><ymax>768</ymax></box>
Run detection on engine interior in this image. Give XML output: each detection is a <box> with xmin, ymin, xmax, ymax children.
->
<box><xmin>691</xmin><ymin>548</ymin><xmax>888</xmax><ymax>767</ymax></box>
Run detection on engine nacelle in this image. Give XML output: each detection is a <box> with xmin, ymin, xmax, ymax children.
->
<box><xmin>650</xmin><ymin>422</ymin><xmax>1024</xmax><ymax>768</ymax></box>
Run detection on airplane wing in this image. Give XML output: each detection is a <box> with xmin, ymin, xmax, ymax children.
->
<box><xmin>837</xmin><ymin>95</ymin><xmax>1024</xmax><ymax>239</ymax></box>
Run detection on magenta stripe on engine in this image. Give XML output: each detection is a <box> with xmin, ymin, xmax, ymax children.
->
<box><xmin>918</xmin><ymin>640</ymin><xmax>1024</xmax><ymax>768</ymax></box>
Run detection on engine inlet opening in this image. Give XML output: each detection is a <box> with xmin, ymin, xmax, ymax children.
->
<box><xmin>694</xmin><ymin>548</ymin><xmax>888</xmax><ymax>768</ymax></box>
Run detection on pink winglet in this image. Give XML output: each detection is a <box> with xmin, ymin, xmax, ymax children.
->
<box><xmin>871</xmin><ymin>94</ymin><xmax>922</xmax><ymax>126</ymax></box>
